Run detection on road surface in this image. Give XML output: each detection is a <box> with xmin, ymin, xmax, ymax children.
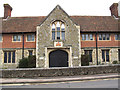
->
<box><xmin>1</xmin><ymin>78</ymin><xmax>119</xmax><ymax>88</ymax></box>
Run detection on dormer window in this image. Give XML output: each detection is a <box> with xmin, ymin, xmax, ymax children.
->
<box><xmin>51</xmin><ymin>21</ymin><xmax>65</xmax><ymax>40</ymax></box>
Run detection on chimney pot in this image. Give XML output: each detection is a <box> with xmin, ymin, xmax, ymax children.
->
<box><xmin>4</xmin><ymin>4</ymin><xmax>12</xmax><ymax>19</ymax></box>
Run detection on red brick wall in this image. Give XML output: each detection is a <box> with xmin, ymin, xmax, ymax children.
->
<box><xmin>1</xmin><ymin>33</ymin><xmax>119</xmax><ymax>49</ymax></box>
<box><xmin>81</xmin><ymin>33</ymin><xmax>119</xmax><ymax>48</ymax></box>
<box><xmin>2</xmin><ymin>33</ymin><xmax>36</xmax><ymax>49</ymax></box>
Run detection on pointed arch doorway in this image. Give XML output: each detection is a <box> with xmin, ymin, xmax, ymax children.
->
<box><xmin>49</xmin><ymin>50</ymin><xmax>68</xmax><ymax>67</ymax></box>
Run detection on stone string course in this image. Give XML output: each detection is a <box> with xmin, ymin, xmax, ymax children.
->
<box><xmin>1</xmin><ymin>64</ymin><xmax>119</xmax><ymax>78</ymax></box>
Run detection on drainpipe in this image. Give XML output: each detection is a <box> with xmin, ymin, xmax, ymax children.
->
<box><xmin>95</xmin><ymin>32</ymin><xmax>98</xmax><ymax>65</ymax></box>
<box><xmin>22</xmin><ymin>32</ymin><xmax>24</xmax><ymax>59</ymax></box>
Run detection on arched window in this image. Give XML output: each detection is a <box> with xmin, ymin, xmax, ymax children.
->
<box><xmin>51</xmin><ymin>21</ymin><xmax>65</xmax><ymax>40</ymax></box>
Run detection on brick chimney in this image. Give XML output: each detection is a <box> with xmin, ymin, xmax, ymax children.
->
<box><xmin>110</xmin><ymin>3</ymin><xmax>118</xmax><ymax>18</ymax></box>
<box><xmin>4</xmin><ymin>4</ymin><xmax>12</xmax><ymax>19</ymax></box>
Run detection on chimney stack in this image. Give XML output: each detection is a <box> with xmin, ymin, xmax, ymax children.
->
<box><xmin>110</xmin><ymin>3</ymin><xmax>118</xmax><ymax>18</ymax></box>
<box><xmin>4</xmin><ymin>4</ymin><xmax>12</xmax><ymax>19</ymax></box>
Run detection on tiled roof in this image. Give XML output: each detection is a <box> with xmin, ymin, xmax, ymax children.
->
<box><xmin>70</xmin><ymin>16</ymin><xmax>119</xmax><ymax>32</ymax></box>
<box><xmin>2</xmin><ymin>16</ymin><xmax>119</xmax><ymax>33</ymax></box>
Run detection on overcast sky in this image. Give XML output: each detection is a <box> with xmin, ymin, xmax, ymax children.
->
<box><xmin>0</xmin><ymin>0</ymin><xmax>120</xmax><ymax>17</ymax></box>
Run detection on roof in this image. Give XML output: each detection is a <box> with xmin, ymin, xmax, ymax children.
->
<box><xmin>2</xmin><ymin>16</ymin><xmax>119</xmax><ymax>33</ymax></box>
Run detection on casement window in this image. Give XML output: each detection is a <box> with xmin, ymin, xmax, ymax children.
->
<box><xmin>118</xmin><ymin>49</ymin><xmax>120</xmax><ymax>61</ymax></box>
<box><xmin>27</xmin><ymin>34</ymin><xmax>35</xmax><ymax>41</ymax></box>
<box><xmin>4</xmin><ymin>51</ymin><xmax>15</xmax><ymax>63</ymax></box>
<box><xmin>115</xmin><ymin>34</ymin><xmax>120</xmax><ymax>40</ymax></box>
<box><xmin>84</xmin><ymin>50</ymin><xmax>92</xmax><ymax>62</ymax></box>
<box><xmin>29</xmin><ymin>50</ymin><xmax>33</xmax><ymax>56</ymax></box>
<box><xmin>51</xmin><ymin>21</ymin><xmax>65</xmax><ymax>40</ymax></box>
<box><xmin>82</xmin><ymin>34</ymin><xmax>93</xmax><ymax>41</ymax></box>
<box><xmin>13</xmin><ymin>35</ymin><xmax>21</xmax><ymax>41</ymax></box>
<box><xmin>102</xmin><ymin>50</ymin><xmax>109</xmax><ymax>62</ymax></box>
<box><xmin>99</xmin><ymin>34</ymin><xmax>110</xmax><ymax>40</ymax></box>
<box><xmin>0</xmin><ymin>34</ymin><xmax>2</xmax><ymax>42</ymax></box>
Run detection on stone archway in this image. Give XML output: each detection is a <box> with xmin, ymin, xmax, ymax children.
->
<box><xmin>49</xmin><ymin>50</ymin><xmax>68</xmax><ymax>67</ymax></box>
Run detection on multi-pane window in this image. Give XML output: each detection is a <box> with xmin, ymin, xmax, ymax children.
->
<box><xmin>115</xmin><ymin>34</ymin><xmax>120</xmax><ymax>40</ymax></box>
<box><xmin>52</xmin><ymin>21</ymin><xmax>65</xmax><ymax>40</ymax></box>
<box><xmin>85</xmin><ymin>50</ymin><xmax>92</xmax><ymax>62</ymax></box>
<box><xmin>82</xmin><ymin>34</ymin><xmax>93</xmax><ymax>41</ymax></box>
<box><xmin>4</xmin><ymin>51</ymin><xmax>15</xmax><ymax>63</ymax></box>
<box><xmin>118</xmin><ymin>49</ymin><xmax>120</xmax><ymax>61</ymax></box>
<box><xmin>102</xmin><ymin>50</ymin><xmax>109</xmax><ymax>62</ymax></box>
<box><xmin>29</xmin><ymin>50</ymin><xmax>33</xmax><ymax>56</ymax></box>
<box><xmin>13</xmin><ymin>35</ymin><xmax>21</xmax><ymax>41</ymax></box>
<box><xmin>27</xmin><ymin>35</ymin><xmax>35</xmax><ymax>41</ymax></box>
<box><xmin>0</xmin><ymin>34</ymin><xmax>2</xmax><ymax>42</ymax></box>
<box><xmin>99</xmin><ymin>34</ymin><xmax>110</xmax><ymax>40</ymax></box>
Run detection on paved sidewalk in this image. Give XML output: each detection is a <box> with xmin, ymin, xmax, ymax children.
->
<box><xmin>0</xmin><ymin>73</ymin><xmax>119</xmax><ymax>84</ymax></box>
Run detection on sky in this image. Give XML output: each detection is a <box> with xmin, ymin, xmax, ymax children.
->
<box><xmin>0</xmin><ymin>0</ymin><xmax>120</xmax><ymax>17</ymax></box>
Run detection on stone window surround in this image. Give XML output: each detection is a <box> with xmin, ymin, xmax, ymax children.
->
<box><xmin>114</xmin><ymin>34</ymin><xmax>120</xmax><ymax>41</ymax></box>
<box><xmin>12</xmin><ymin>35</ymin><xmax>21</xmax><ymax>42</ymax></box>
<box><xmin>51</xmin><ymin>20</ymin><xmax>65</xmax><ymax>41</ymax></box>
<box><xmin>26</xmin><ymin>34</ymin><xmax>35</xmax><ymax>42</ymax></box>
<box><xmin>81</xmin><ymin>34</ymin><xmax>94</xmax><ymax>41</ymax></box>
<box><xmin>3</xmin><ymin>50</ymin><xmax>16</xmax><ymax>64</ymax></box>
<box><xmin>98</xmin><ymin>33</ymin><xmax>111</xmax><ymax>41</ymax></box>
<box><xmin>44</xmin><ymin>47</ymin><xmax>72</xmax><ymax>68</ymax></box>
<box><xmin>101</xmin><ymin>49</ymin><xmax>110</xmax><ymax>63</ymax></box>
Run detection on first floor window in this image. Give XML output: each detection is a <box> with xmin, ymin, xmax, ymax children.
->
<box><xmin>115</xmin><ymin>34</ymin><xmax>120</xmax><ymax>40</ymax></box>
<box><xmin>27</xmin><ymin>34</ymin><xmax>35</xmax><ymax>41</ymax></box>
<box><xmin>51</xmin><ymin>21</ymin><xmax>65</xmax><ymax>40</ymax></box>
<box><xmin>52</xmin><ymin>31</ymin><xmax>55</xmax><ymax>40</ymax></box>
<box><xmin>4</xmin><ymin>51</ymin><xmax>15</xmax><ymax>63</ymax></box>
<box><xmin>62</xmin><ymin>31</ymin><xmax>65</xmax><ymax>40</ymax></box>
<box><xmin>13</xmin><ymin>35</ymin><xmax>21</xmax><ymax>41</ymax></box>
<box><xmin>99</xmin><ymin>34</ymin><xmax>110</xmax><ymax>40</ymax></box>
<box><xmin>82</xmin><ymin>34</ymin><xmax>85</xmax><ymax>40</ymax></box>
<box><xmin>82</xmin><ymin>34</ymin><xmax>93</xmax><ymax>41</ymax></box>
<box><xmin>0</xmin><ymin>34</ymin><xmax>2</xmax><ymax>42</ymax></box>
<box><xmin>102</xmin><ymin>50</ymin><xmax>109</xmax><ymax>62</ymax></box>
<box><xmin>85</xmin><ymin>50</ymin><xmax>92</xmax><ymax>62</ymax></box>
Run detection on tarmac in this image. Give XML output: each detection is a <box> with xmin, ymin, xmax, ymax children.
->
<box><xmin>0</xmin><ymin>73</ymin><xmax>119</xmax><ymax>84</ymax></box>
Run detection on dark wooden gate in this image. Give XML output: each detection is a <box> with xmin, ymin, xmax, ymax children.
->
<box><xmin>49</xmin><ymin>50</ymin><xmax>68</xmax><ymax>67</ymax></box>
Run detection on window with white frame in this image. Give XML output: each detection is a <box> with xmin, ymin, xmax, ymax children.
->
<box><xmin>0</xmin><ymin>34</ymin><xmax>2</xmax><ymax>42</ymax></box>
<box><xmin>13</xmin><ymin>35</ymin><xmax>21</xmax><ymax>41</ymax></box>
<box><xmin>51</xmin><ymin>21</ymin><xmax>65</xmax><ymax>40</ymax></box>
<box><xmin>99</xmin><ymin>34</ymin><xmax>110</xmax><ymax>40</ymax></box>
<box><xmin>115</xmin><ymin>34</ymin><xmax>120</xmax><ymax>40</ymax></box>
<box><xmin>4</xmin><ymin>51</ymin><xmax>15</xmax><ymax>63</ymax></box>
<box><xmin>102</xmin><ymin>50</ymin><xmax>109</xmax><ymax>62</ymax></box>
<box><xmin>82</xmin><ymin>34</ymin><xmax>93</xmax><ymax>41</ymax></box>
<box><xmin>27</xmin><ymin>34</ymin><xmax>35</xmax><ymax>41</ymax></box>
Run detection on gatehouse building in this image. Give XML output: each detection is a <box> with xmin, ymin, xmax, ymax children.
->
<box><xmin>0</xmin><ymin>3</ymin><xmax>120</xmax><ymax>68</ymax></box>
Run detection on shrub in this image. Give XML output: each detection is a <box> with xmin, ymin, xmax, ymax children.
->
<box><xmin>28</xmin><ymin>55</ymin><xmax>36</xmax><ymax>68</ymax></box>
<box><xmin>81</xmin><ymin>55</ymin><xmax>90</xmax><ymax>66</ymax></box>
<box><xmin>18</xmin><ymin>58</ymin><xmax>28</xmax><ymax>68</ymax></box>
<box><xmin>112</xmin><ymin>61</ymin><xmax>119</xmax><ymax>64</ymax></box>
<box><xmin>18</xmin><ymin>55</ymin><xmax>36</xmax><ymax>68</ymax></box>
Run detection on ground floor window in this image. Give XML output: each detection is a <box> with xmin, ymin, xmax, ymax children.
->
<box><xmin>28</xmin><ymin>50</ymin><xmax>33</xmax><ymax>56</ymax></box>
<box><xmin>85</xmin><ymin>50</ymin><xmax>92</xmax><ymax>62</ymax></box>
<box><xmin>118</xmin><ymin>49</ymin><xmax>120</xmax><ymax>61</ymax></box>
<box><xmin>4</xmin><ymin>51</ymin><xmax>15</xmax><ymax>63</ymax></box>
<box><xmin>102</xmin><ymin>50</ymin><xmax>109</xmax><ymax>62</ymax></box>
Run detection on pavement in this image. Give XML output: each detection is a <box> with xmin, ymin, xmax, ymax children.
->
<box><xmin>0</xmin><ymin>73</ymin><xmax>119</xmax><ymax>84</ymax></box>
